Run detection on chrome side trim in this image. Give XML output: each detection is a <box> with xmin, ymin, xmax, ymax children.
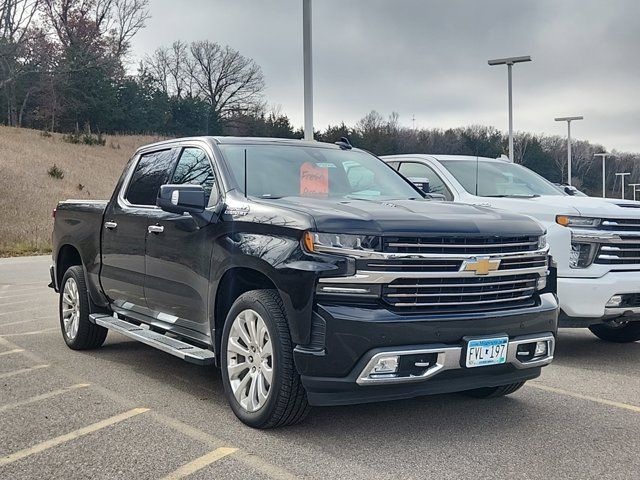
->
<box><xmin>318</xmin><ymin>266</ymin><xmax>547</xmax><ymax>284</ymax></box>
<box><xmin>356</xmin><ymin>333</ymin><xmax>555</xmax><ymax>385</ymax></box>
<box><xmin>506</xmin><ymin>333</ymin><xmax>555</xmax><ymax>369</ymax></box>
<box><xmin>356</xmin><ymin>346</ymin><xmax>461</xmax><ymax>385</ymax></box>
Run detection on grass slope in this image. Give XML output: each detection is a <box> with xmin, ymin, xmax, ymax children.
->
<box><xmin>0</xmin><ymin>126</ymin><xmax>162</xmax><ymax>256</ymax></box>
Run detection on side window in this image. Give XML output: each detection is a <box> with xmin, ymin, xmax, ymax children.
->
<box><xmin>386</xmin><ymin>161</ymin><xmax>400</xmax><ymax>171</ymax></box>
<box><xmin>171</xmin><ymin>147</ymin><xmax>217</xmax><ymax>205</ymax></box>
<box><xmin>125</xmin><ymin>149</ymin><xmax>175</xmax><ymax>206</ymax></box>
<box><xmin>399</xmin><ymin>162</ymin><xmax>453</xmax><ymax>201</ymax></box>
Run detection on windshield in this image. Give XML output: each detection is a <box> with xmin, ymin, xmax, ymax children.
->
<box><xmin>219</xmin><ymin>144</ymin><xmax>420</xmax><ymax>200</ymax></box>
<box><xmin>439</xmin><ymin>160</ymin><xmax>563</xmax><ymax>197</ymax></box>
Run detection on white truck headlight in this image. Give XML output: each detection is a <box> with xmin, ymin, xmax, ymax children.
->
<box><xmin>556</xmin><ymin>216</ymin><xmax>601</xmax><ymax>228</ymax></box>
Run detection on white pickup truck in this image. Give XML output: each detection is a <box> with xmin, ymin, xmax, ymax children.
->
<box><xmin>383</xmin><ymin>154</ymin><xmax>640</xmax><ymax>343</ymax></box>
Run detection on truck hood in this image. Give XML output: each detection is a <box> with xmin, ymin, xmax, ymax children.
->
<box><xmin>480</xmin><ymin>195</ymin><xmax>640</xmax><ymax>220</ymax></box>
<box><xmin>267</xmin><ymin>196</ymin><xmax>543</xmax><ymax>236</ymax></box>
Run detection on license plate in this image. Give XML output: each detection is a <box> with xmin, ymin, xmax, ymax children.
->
<box><xmin>466</xmin><ymin>337</ymin><xmax>508</xmax><ymax>368</ymax></box>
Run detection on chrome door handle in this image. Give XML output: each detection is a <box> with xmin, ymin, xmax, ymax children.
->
<box><xmin>148</xmin><ymin>225</ymin><xmax>164</xmax><ymax>234</ymax></box>
<box><xmin>104</xmin><ymin>221</ymin><xmax>118</xmax><ymax>230</ymax></box>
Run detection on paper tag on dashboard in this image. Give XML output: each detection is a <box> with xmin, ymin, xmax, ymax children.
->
<box><xmin>300</xmin><ymin>162</ymin><xmax>329</xmax><ymax>197</ymax></box>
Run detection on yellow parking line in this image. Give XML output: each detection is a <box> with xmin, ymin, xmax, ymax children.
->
<box><xmin>161</xmin><ymin>447</ymin><xmax>238</xmax><ymax>480</ymax></box>
<box><xmin>0</xmin><ymin>384</ymin><xmax>90</xmax><ymax>414</ymax></box>
<box><xmin>0</xmin><ymin>364</ymin><xmax>49</xmax><ymax>379</ymax></box>
<box><xmin>529</xmin><ymin>382</ymin><xmax>640</xmax><ymax>413</ymax></box>
<box><xmin>0</xmin><ymin>407</ymin><xmax>150</xmax><ymax>467</ymax></box>
<box><xmin>0</xmin><ymin>348</ymin><xmax>24</xmax><ymax>357</ymax></box>
<box><xmin>0</xmin><ymin>327</ymin><xmax>58</xmax><ymax>337</ymax></box>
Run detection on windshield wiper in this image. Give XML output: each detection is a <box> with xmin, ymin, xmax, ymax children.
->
<box><xmin>484</xmin><ymin>194</ymin><xmax>540</xmax><ymax>198</ymax></box>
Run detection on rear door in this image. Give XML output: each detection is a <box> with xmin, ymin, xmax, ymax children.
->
<box><xmin>101</xmin><ymin>148</ymin><xmax>176</xmax><ymax>310</ymax></box>
<box><xmin>144</xmin><ymin>144</ymin><xmax>221</xmax><ymax>336</ymax></box>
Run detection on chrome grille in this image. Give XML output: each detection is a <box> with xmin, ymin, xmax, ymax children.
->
<box><xmin>382</xmin><ymin>274</ymin><xmax>539</xmax><ymax>313</ymax></box>
<box><xmin>596</xmin><ymin>242</ymin><xmax>640</xmax><ymax>264</ymax></box>
<box><xmin>383</xmin><ymin>235</ymin><xmax>540</xmax><ymax>255</ymax></box>
<box><xmin>591</xmin><ymin>219</ymin><xmax>640</xmax><ymax>264</ymax></box>
<box><xmin>600</xmin><ymin>219</ymin><xmax>640</xmax><ymax>232</ymax></box>
<box><xmin>361</xmin><ymin>254</ymin><xmax>547</xmax><ymax>272</ymax></box>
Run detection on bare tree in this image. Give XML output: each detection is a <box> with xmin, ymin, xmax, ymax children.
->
<box><xmin>189</xmin><ymin>40</ymin><xmax>264</xmax><ymax>119</ymax></box>
<box><xmin>143</xmin><ymin>40</ymin><xmax>189</xmax><ymax>97</ymax></box>
<box><xmin>41</xmin><ymin>0</ymin><xmax>148</xmax><ymax>57</ymax></box>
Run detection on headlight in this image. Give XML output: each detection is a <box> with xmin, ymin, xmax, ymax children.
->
<box><xmin>537</xmin><ymin>234</ymin><xmax>547</xmax><ymax>249</ymax></box>
<box><xmin>556</xmin><ymin>216</ymin><xmax>601</xmax><ymax>228</ymax></box>
<box><xmin>569</xmin><ymin>242</ymin><xmax>597</xmax><ymax>268</ymax></box>
<box><xmin>302</xmin><ymin>231</ymin><xmax>380</xmax><ymax>255</ymax></box>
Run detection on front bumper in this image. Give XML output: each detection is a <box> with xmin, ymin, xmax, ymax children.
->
<box><xmin>294</xmin><ymin>292</ymin><xmax>558</xmax><ymax>406</ymax></box>
<box><xmin>558</xmin><ymin>271</ymin><xmax>640</xmax><ymax>323</ymax></box>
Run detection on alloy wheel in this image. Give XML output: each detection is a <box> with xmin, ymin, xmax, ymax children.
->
<box><xmin>226</xmin><ymin>309</ymin><xmax>274</xmax><ymax>413</ymax></box>
<box><xmin>61</xmin><ymin>277</ymin><xmax>80</xmax><ymax>340</ymax></box>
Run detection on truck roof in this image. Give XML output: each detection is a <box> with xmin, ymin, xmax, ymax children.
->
<box><xmin>385</xmin><ymin>154</ymin><xmax>505</xmax><ymax>163</ymax></box>
<box><xmin>135</xmin><ymin>136</ymin><xmax>346</xmax><ymax>153</ymax></box>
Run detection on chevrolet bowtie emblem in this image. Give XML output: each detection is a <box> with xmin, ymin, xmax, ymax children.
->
<box><xmin>461</xmin><ymin>257</ymin><xmax>501</xmax><ymax>275</ymax></box>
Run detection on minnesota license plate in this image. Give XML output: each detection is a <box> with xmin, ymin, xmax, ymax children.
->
<box><xmin>466</xmin><ymin>337</ymin><xmax>508</xmax><ymax>368</ymax></box>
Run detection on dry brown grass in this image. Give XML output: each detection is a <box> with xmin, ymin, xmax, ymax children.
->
<box><xmin>0</xmin><ymin>126</ymin><xmax>164</xmax><ymax>256</ymax></box>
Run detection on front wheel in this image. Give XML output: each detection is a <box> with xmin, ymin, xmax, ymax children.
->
<box><xmin>589</xmin><ymin>321</ymin><xmax>640</xmax><ymax>343</ymax></box>
<box><xmin>463</xmin><ymin>381</ymin><xmax>526</xmax><ymax>399</ymax></box>
<box><xmin>59</xmin><ymin>266</ymin><xmax>108</xmax><ymax>350</ymax></box>
<box><xmin>220</xmin><ymin>290</ymin><xmax>310</xmax><ymax>429</ymax></box>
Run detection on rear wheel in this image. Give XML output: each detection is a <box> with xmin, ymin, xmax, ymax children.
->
<box><xmin>59</xmin><ymin>266</ymin><xmax>108</xmax><ymax>350</ymax></box>
<box><xmin>221</xmin><ymin>289</ymin><xmax>310</xmax><ymax>428</ymax></box>
<box><xmin>589</xmin><ymin>321</ymin><xmax>640</xmax><ymax>343</ymax></box>
<box><xmin>463</xmin><ymin>381</ymin><xmax>526</xmax><ymax>399</ymax></box>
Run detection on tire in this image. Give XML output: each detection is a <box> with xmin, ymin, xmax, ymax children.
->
<box><xmin>463</xmin><ymin>381</ymin><xmax>526</xmax><ymax>399</ymax></box>
<box><xmin>59</xmin><ymin>266</ymin><xmax>108</xmax><ymax>350</ymax></box>
<box><xmin>220</xmin><ymin>289</ymin><xmax>310</xmax><ymax>429</ymax></box>
<box><xmin>589</xmin><ymin>321</ymin><xmax>640</xmax><ymax>343</ymax></box>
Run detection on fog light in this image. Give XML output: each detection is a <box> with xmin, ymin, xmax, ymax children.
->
<box><xmin>606</xmin><ymin>295</ymin><xmax>623</xmax><ymax>308</ymax></box>
<box><xmin>371</xmin><ymin>355</ymin><xmax>399</xmax><ymax>375</ymax></box>
<box><xmin>534</xmin><ymin>341</ymin><xmax>548</xmax><ymax>357</ymax></box>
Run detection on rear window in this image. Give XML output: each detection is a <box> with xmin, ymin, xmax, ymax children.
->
<box><xmin>125</xmin><ymin>149</ymin><xmax>175</xmax><ymax>206</ymax></box>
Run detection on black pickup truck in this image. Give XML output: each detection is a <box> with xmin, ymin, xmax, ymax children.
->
<box><xmin>50</xmin><ymin>136</ymin><xmax>558</xmax><ymax>428</ymax></box>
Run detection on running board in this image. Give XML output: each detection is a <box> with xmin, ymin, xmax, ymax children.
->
<box><xmin>90</xmin><ymin>314</ymin><xmax>215</xmax><ymax>365</ymax></box>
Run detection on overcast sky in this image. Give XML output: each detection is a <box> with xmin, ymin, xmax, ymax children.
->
<box><xmin>131</xmin><ymin>0</ymin><xmax>640</xmax><ymax>152</ymax></box>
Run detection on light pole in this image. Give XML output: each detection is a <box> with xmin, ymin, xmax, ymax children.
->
<box><xmin>629</xmin><ymin>183</ymin><xmax>640</xmax><ymax>202</ymax></box>
<box><xmin>615</xmin><ymin>172</ymin><xmax>631</xmax><ymax>199</ymax></box>
<box><xmin>303</xmin><ymin>0</ymin><xmax>314</xmax><ymax>140</ymax></box>
<box><xmin>594</xmin><ymin>153</ymin><xmax>613</xmax><ymax>198</ymax></box>
<box><xmin>488</xmin><ymin>55</ymin><xmax>532</xmax><ymax>162</ymax></box>
<box><xmin>555</xmin><ymin>116</ymin><xmax>583</xmax><ymax>185</ymax></box>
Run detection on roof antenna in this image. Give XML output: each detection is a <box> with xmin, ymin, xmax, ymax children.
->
<box><xmin>244</xmin><ymin>148</ymin><xmax>248</xmax><ymax>198</ymax></box>
<box><xmin>335</xmin><ymin>137</ymin><xmax>352</xmax><ymax>150</ymax></box>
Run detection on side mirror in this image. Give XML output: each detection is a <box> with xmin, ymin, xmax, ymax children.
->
<box><xmin>157</xmin><ymin>184</ymin><xmax>206</xmax><ymax>214</ymax></box>
<box><xmin>408</xmin><ymin>177</ymin><xmax>430</xmax><ymax>193</ymax></box>
<box><xmin>564</xmin><ymin>186</ymin><xmax>576</xmax><ymax>196</ymax></box>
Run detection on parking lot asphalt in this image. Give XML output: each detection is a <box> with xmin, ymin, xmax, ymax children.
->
<box><xmin>0</xmin><ymin>255</ymin><xmax>639</xmax><ymax>479</ymax></box>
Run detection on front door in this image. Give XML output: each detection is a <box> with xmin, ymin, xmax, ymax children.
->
<box><xmin>144</xmin><ymin>146</ymin><xmax>221</xmax><ymax>337</ymax></box>
<box><xmin>100</xmin><ymin>148</ymin><xmax>176</xmax><ymax>311</ymax></box>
